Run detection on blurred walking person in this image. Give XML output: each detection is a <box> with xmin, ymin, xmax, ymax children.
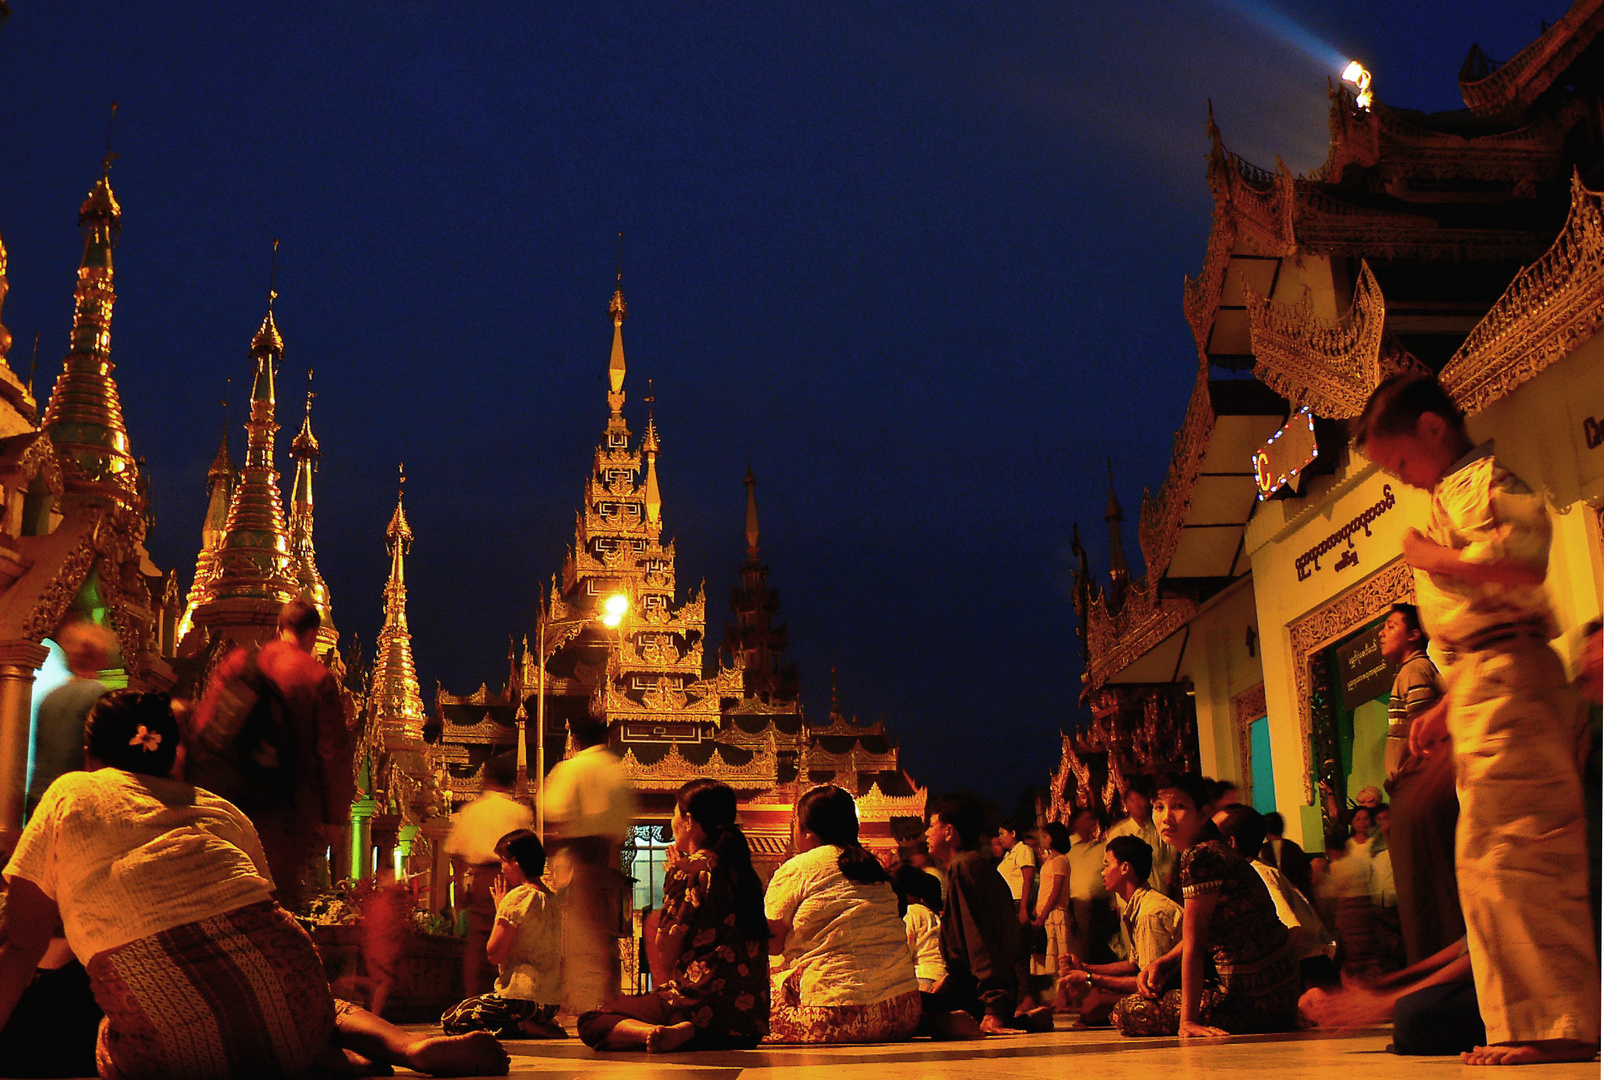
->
<box><xmin>543</xmin><ymin>717</ymin><xmax>635</xmax><ymax>1013</ymax></box>
<box><xmin>446</xmin><ymin>753</ymin><xmax>532</xmax><ymax>997</ymax></box>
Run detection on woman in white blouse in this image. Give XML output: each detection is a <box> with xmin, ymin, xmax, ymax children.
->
<box><xmin>0</xmin><ymin>690</ymin><xmax>507</xmax><ymax>1080</ymax></box>
<box><xmin>764</xmin><ymin>785</ymin><xmax>920</xmax><ymax>1043</ymax></box>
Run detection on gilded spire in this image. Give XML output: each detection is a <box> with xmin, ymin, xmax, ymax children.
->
<box><xmin>1104</xmin><ymin>459</ymin><xmax>1129</xmax><ymax>613</ymax></box>
<box><xmin>608</xmin><ymin>242</ymin><xmax>627</xmax><ymax>413</ymax></box>
<box><xmin>202</xmin><ymin>244</ymin><xmax>300</xmax><ymax>609</ymax></box>
<box><xmin>372</xmin><ymin>465</ymin><xmax>425</xmax><ymax>739</ymax></box>
<box><xmin>41</xmin><ymin>106</ymin><xmax>139</xmax><ymax>513</ymax></box>
<box><xmin>642</xmin><ymin>380</ymin><xmax>661</xmax><ymax>532</ymax></box>
<box><xmin>289</xmin><ymin>368</ymin><xmax>335</xmax><ymax>648</ymax></box>
<box><xmin>743</xmin><ymin>466</ymin><xmax>760</xmax><ymax>562</ymax></box>
<box><xmin>0</xmin><ymin>229</ymin><xmax>11</xmax><ymax>368</ymax></box>
<box><xmin>176</xmin><ymin>427</ymin><xmax>236</xmax><ymax>646</ymax></box>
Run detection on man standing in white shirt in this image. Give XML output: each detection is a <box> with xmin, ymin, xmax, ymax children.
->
<box><xmin>1065</xmin><ymin>808</ymin><xmax>1110</xmax><ymax>962</ymax></box>
<box><xmin>1105</xmin><ymin>777</ymin><xmax>1175</xmax><ymax>894</ymax></box>
<box><xmin>542</xmin><ymin>718</ymin><xmax>635</xmax><ymax>1013</ymax></box>
<box><xmin>446</xmin><ymin>753</ymin><xmax>533</xmax><ymax>997</ymax></box>
<box><xmin>995</xmin><ymin>821</ymin><xmax>1037</xmax><ymax>925</ymax></box>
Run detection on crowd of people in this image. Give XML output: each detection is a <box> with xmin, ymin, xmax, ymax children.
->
<box><xmin>0</xmin><ymin>374</ymin><xmax>1599</xmax><ymax>1075</ymax></box>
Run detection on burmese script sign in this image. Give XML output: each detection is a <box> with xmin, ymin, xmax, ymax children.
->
<box><xmin>1337</xmin><ymin>622</ymin><xmax>1393</xmax><ymax>710</ymax></box>
<box><xmin>1294</xmin><ymin>484</ymin><xmax>1397</xmax><ymax>582</ymax></box>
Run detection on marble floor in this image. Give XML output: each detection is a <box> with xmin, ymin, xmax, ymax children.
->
<box><xmin>407</xmin><ymin>1024</ymin><xmax>1604</xmax><ymax>1080</ymax></box>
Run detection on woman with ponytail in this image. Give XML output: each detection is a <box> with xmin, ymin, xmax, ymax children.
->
<box><xmin>763</xmin><ymin>785</ymin><xmax>920</xmax><ymax>1043</ymax></box>
<box><xmin>578</xmin><ymin>779</ymin><xmax>768</xmax><ymax>1053</ymax></box>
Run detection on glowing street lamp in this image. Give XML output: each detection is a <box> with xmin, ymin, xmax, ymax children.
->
<box><xmin>527</xmin><ymin>591</ymin><xmax>630</xmax><ymax>839</ymax></box>
<box><xmin>1342</xmin><ymin>59</ymin><xmax>1373</xmax><ymax>111</ymax></box>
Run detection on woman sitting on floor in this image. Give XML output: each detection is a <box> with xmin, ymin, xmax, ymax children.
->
<box><xmin>442</xmin><ymin>828</ymin><xmax>564</xmax><ymax>1039</ymax></box>
<box><xmin>1110</xmin><ymin>772</ymin><xmax>1299</xmax><ymax>1039</ymax></box>
<box><xmin>0</xmin><ymin>690</ymin><xmax>508</xmax><ymax>1080</ymax></box>
<box><xmin>578</xmin><ymin>778</ymin><xmax>769</xmax><ymax>1052</ymax></box>
<box><xmin>764</xmin><ymin>784</ymin><xmax>920</xmax><ymax>1044</ymax></box>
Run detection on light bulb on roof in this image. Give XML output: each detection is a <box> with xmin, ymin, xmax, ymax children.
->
<box><xmin>1341</xmin><ymin>59</ymin><xmax>1364</xmax><ymax>84</ymax></box>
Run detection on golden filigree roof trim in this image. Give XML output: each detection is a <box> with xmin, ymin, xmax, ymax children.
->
<box><xmin>1441</xmin><ymin>172</ymin><xmax>1604</xmax><ymax>416</ymax></box>
<box><xmin>1244</xmin><ymin>260</ymin><xmax>1388</xmax><ymax>418</ymax></box>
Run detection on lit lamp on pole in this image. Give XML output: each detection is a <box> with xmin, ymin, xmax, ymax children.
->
<box><xmin>527</xmin><ymin>590</ymin><xmax>630</xmax><ymax>841</ymax></box>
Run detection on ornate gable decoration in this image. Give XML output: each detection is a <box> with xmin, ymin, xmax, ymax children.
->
<box><xmin>1440</xmin><ymin>174</ymin><xmax>1604</xmax><ymax>416</ymax></box>
<box><xmin>1082</xmin><ymin>573</ymin><xmax>1198</xmax><ymax>694</ymax></box>
<box><xmin>1244</xmin><ymin>261</ymin><xmax>1406</xmax><ymax>418</ymax></box>
<box><xmin>619</xmin><ymin>742</ymin><xmax>777</xmax><ymax>790</ymax></box>
<box><xmin>1182</xmin><ymin>126</ymin><xmax>1296</xmax><ymax>360</ymax></box>
<box><xmin>1459</xmin><ymin>0</ymin><xmax>1604</xmax><ymax>121</ymax></box>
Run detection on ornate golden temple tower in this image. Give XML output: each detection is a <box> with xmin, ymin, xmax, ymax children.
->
<box><xmin>40</xmin><ymin>161</ymin><xmax>138</xmax><ymax>515</ymax></box>
<box><xmin>546</xmin><ymin>280</ymin><xmax>725</xmax><ymax>747</ymax></box>
<box><xmin>370</xmin><ymin>472</ymin><xmax>426</xmax><ymax>741</ymax></box>
<box><xmin>288</xmin><ymin>375</ymin><xmax>337</xmax><ymax>655</ymax></box>
<box><xmin>184</xmin><ymin>281</ymin><xmax>302</xmax><ymax>652</ymax></box>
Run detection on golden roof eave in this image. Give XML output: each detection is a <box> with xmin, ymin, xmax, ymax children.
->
<box><xmin>1440</xmin><ymin>172</ymin><xmax>1604</xmax><ymax>416</ymax></box>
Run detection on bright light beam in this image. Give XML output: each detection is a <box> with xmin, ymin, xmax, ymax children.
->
<box><xmin>1209</xmin><ymin>0</ymin><xmax>1350</xmax><ymax>73</ymax></box>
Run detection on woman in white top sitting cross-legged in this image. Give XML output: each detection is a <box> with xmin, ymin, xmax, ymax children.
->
<box><xmin>0</xmin><ymin>690</ymin><xmax>508</xmax><ymax>1080</ymax></box>
<box><xmin>765</xmin><ymin>785</ymin><xmax>919</xmax><ymax>1043</ymax></box>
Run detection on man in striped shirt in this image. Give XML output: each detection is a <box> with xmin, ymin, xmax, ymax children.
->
<box><xmin>1382</xmin><ymin>603</ymin><xmax>1443</xmax><ymax>786</ymax></box>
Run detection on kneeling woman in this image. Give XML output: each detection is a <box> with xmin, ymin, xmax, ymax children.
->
<box><xmin>1111</xmin><ymin>773</ymin><xmax>1298</xmax><ymax>1038</ymax></box>
<box><xmin>0</xmin><ymin>691</ymin><xmax>508</xmax><ymax>1080</ymax></box>
<box><xmin>579</xmin><ymin>779</ymin><xmax>768</xmax><ymax>1052</ymax></box>
<box><xmin>764</xmin><ymin>785</ymin><xmax>920</xmax><ymax>1043</ymax></box>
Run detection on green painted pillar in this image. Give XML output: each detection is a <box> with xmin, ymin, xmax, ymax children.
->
<box><xmin>350</xmin><ymin>798</ymin><xmax>378</xmax><ymax>882</ymax></box>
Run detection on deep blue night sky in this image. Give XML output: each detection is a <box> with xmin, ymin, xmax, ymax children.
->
<box><xmin>0</xmin><ymin>3</ymin><xmax>1554</xmax><ymax>803</ymax></box>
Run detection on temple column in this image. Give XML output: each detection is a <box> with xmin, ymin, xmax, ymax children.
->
<box><xmin>0</xmin><ymin>640</ymin><xmax>48</xmax><ymax>852</ymax></box>
<box><xmin>421</xmin><ymin>818</ymin><xmax>450</xmax><ymax>914</ymax></box>
<box><xmin>350</xmin><ymin>797</ymin><xmax>378</xmax><ymax>882</ymax></box>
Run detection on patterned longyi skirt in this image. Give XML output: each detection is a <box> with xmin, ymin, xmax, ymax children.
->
<box><xmin>85</xmin><ymin>900</ymin><xmax>338</xmax><ymax>1080</ymax></box>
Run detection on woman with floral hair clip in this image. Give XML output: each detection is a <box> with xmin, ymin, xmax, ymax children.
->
<box><xmin>0</xmin><ymin>690</ymin><xmax>509</xmax><ymax>1080</ymax></box>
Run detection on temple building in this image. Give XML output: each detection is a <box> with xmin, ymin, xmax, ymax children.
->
<box><xmin>0</xmin><ymin>150</ymin><xmax>182</xmax><ymax>849</ymax></box>
<box><xmin>1053</xmin><ymin>0</ymin><xmax>1604</xmax><ymax>848</ymax></box>
<box><xmin>436</xmin><ymin>280</ymin><xmax>924</xmax><ymax>888</ymax></box>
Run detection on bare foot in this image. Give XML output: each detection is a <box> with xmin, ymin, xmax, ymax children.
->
<box><xmin>978</xmin><ymin>1014</ymin><xmax>1026</xmax><ymax>1036</ymax></box>
<box><xmin>1013</xmin><ymin>1006</ymin><xmax>1054</xmax><ymax>1033</ymax></box>
<box><xmin>1462</xmin><ymin>1040</ymin><xmax>1599</xmax><ymax>1066</ymax></box>
<box><xmin>645</xmin><ymin>1022</ymin><xmax>696</xmax><ymax>1053</ymax></box>
<box><xmin>517</xmin><ymin>1018</ymin><xmax>568</xmax><ymax>1039</ymax></box>
<box><xmin>403</xmin><ymin>1032</ymin><xmax>510</xmax><ymax>1076</ymax></box>
<box><xmin>921</xmin><ymin>1009</ymin><xmax>983</xmax><ymax>1040</ymax></box>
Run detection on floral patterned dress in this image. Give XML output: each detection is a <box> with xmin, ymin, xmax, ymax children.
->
<box><xmin>656</xmin><ymin>849</ymin><xmax>769</xmax><ymax>1042</ymax></box>
<box><xmin>1112</xmin><ymin>839</ymin><xmax>1298</xmax><ymax>1037</ymax></box>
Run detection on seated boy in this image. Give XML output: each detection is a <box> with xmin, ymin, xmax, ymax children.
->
<box><xmin>1056</xmin><ymin>835</ymin><xmax>1181</xmax><ymax>1026</ymax></box>
<box><xmin>441</xmin><ymin>829</ymin><xmax>564</xmax><ymax>1039</ymax></box>
<box><xmin>921</xmin><ymin>794</ymin><xmax>1051</xmax><ymax>1035</ymax></box>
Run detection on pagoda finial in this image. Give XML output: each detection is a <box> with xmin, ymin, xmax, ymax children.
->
<box><xmin>830</xmin><ymin>666</ymin><xmax>840</xmax><ymax>715</ymax></box>
<box><xmin>642</xmin><ymin>380</ymin><xmax>662</xmax><ymax>530</ymax></box>
<box><xmin>607</xmin><ymin>254</ymin><xmax>627</xmax><ymax>411</ymax></box>
<box><xmin>1105</xmin><ymin>458</ymin><xmax>1129</xmax><ymax>597</ymax></box>
<box><xmin>41</xmin><ymin>115</ymin><xmax>137</xmax><ymax>513</ymax></box>
<box><xmin>287</xmin><ymin>365</ymin><xmax>333</xmax><ymax>644</ymax></box>
<box><xmin>251</xmin><ymin>239</ymin><xmax>283</xmax><ymax>360</ymax></box>
<box><xmin>743</xmin><ymin>467</ymin><xmax>760</xmax><ymax>561</ymax></box>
